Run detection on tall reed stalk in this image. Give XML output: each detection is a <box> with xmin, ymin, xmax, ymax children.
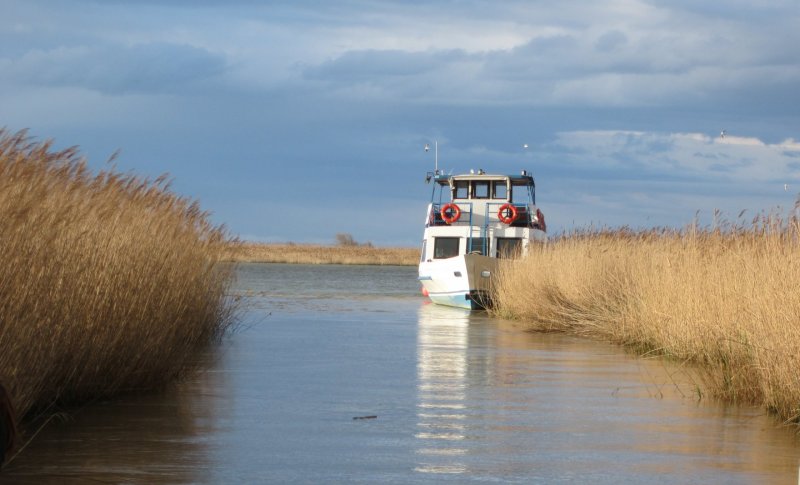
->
<box><xmin>0</xmin><ymin>129</ymin><xmax>237</xmax><ymax>422</ymax></box>
<box><xmin>492</xmin><ymin>213</ymin><xmax>800</xmax><ymax>424</ymax></box>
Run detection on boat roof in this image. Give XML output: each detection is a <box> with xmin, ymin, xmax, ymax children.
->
<box><xmin>432</xmin><ymin>172</ymin><xmax>534</xmax><ymax>186</ymax></box>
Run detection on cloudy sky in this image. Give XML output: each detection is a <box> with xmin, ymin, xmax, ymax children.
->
<box><xmin>2</xmin><ymin>0</ymin><xmax>798</xmax><ymax>245</ymax></box>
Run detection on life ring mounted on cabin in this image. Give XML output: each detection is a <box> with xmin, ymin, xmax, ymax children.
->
<box><xmin>498</xmin><ymin>203</ymin><xmax>518</xmax><ymax>224</ymax></box>
<box><xmin>440</xmin><ymin>203</ymin><xmax>461</xmax><ymax>224</ymax></box>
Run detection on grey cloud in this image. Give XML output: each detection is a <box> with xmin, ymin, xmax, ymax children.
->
<box><xmin>594</xmin><ymin>31</ymin><xmax>628</xmax><ymax>52</ymax></box>
<box><xmin>708</xmin><ymin>163</ymin><xmax>734</xmax><ymax>173</ymax></box>
<box><xmin>5</xmin><ymin>42</ymin><xmax>227</xmax><ymax>95</ymax></box>
<box><xmin>524</xmin><ymin>35</ymin><xmax>580</xmax><ymax>53</ymax></box>
<box><xmin>629</xmin><ymin>136</ymin><xmax>674</xmax><ymax>154</ymax></box>
<box><xmin>693</xmin><ymin>152</ymin><xmax>721</xmax><ymax>160</ymax></box>
<box><xmin>303</xmin><ymin>49</ymin><xmax>471</xmax><ymax>84</ymax></box>
<box><xmin>643</xmin><ymin>0</ymin><xmax>796</xmax><ymax>21</ymax></box>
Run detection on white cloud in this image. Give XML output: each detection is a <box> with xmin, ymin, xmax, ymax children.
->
<box><xmin>776</xmin><ymin>139</ymin><xmax>800</xmax><ymax>151</ymax></box>
<box><xmin>550</xmin><ymin>130</ymin><xmax>800</xmax><ymax>182</ymax></box>
<box><xmin>716</xmin><ymin>135</ymin><xmax>765</xmax><ymax>147</ymax></box>
<box><xmin>2</xmin><ymin>0</ymin><xmax>799</xmax><ymax>239</ymax></box>
<box><xmin>531</xmin><ymin>129</ymin><xmax>800</xmax><ymax>229</ymax></box>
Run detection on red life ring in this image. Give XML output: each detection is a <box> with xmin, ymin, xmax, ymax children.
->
<box><xmin>440</xmin><ymin>203</ymin><xmax>461</xmax><ymax>224</ymax></box>
<box><xmin>498</xmin><ymin>203</ymin><xmax>518</xmax><ymax>224</ymax></box>
<box><xmin>536</xmin><ymin>208</ymin><xmax>546</xmax><ymax>232</ymax></box>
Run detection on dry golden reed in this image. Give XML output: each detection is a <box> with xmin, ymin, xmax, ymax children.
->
<box><xmin>493</xmin><ymin>214</ymin><xmax>800</xmax><ymax>424</ymax></box>
<box><xmin>0</xmin><ymin>129</ymin><xmax>237</xmax><ymax>422</ymax></box>
<box><xmin>227</xmin><ymin>242</ymin><xmax>418</xmax><ymax>266</ymax></box>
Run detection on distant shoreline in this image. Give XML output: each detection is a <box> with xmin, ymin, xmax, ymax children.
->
<box><xmin>224</xmin><ymin>243</ymin><xmax>418</xmax><ymax>266</ymax></box>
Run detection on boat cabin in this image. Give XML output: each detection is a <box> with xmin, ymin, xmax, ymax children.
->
<box><xmin>420</xmin><ymin>170</ymin><xmax>545</xmax><ymax>263</ymax></box>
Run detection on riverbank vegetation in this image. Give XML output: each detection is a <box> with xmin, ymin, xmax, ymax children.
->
<box><xmin>0</xmin><ymin>130</ymin><xmax>237</xmax><ymax>429</ymax></box>
<box><xmin>227</xmin><ymin>242</ymin><xmax>418</xmax><ymax>266</ymax></box>
<box><xmin>492</xmin><ymin>212</ymin><xmax>800</xmax><ymax>424</ymax></box>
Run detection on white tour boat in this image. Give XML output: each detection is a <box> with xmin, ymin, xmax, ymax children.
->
<box><xmin>418</xmin><ymin>169</ymin><xmax>547</xmax><ymax>309</ymax></box>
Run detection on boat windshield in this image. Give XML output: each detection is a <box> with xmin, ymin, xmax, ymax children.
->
<box><xmin>511</xmin><ymin>180</ymin><xmax>532</xmax><ymax>204</ymax></box>
<box><xmin>431</xmin><ymin>173</ymin><xmax>535</xmax><ymax>204</ymax></box>
<box><xmin>450</xmin><ymin>179</ymin><xmax>510</xmax><ymax>201</ymax></box>
<box><xmin>493</xmin><ymin>181</ymin><xmax>507</xmax><ymax>199</ymax></box>
<box><xmin>454</xmin><ymin>181</ymin><xmax>468</xmax><ymax>199</ymax></box>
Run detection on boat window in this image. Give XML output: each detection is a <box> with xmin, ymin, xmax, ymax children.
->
<box><xmin>492</xmin><ymin>181</ymin><xmax>508</xmax><ymax>199</ymax></box>
<box><xmin>473</xmin><ymin>181</ymin><xmax>489</xmax><ymax>199</ymax></box>
<box><xmin>467</xmin><ymin>237</ymin><xmax>487</xmax><ymax>255</ymax></box>
<box><xmin>496</xmin><ymin>238</ymin><xmax>522</xmax><ymax>258</ymax></box>
<box><xmin>454</xmin><ymin>181</ymin><xmax>469</xmax><ymax>199</ymax></box>
<box><xmin>433</xmin><ymin>237</ymin><xmax>460</xmax><ymax>259</ymax></box>
<box><xmin>511</xmin><ymin>182</ymin><xmax>531</xmax><ymax>204</ymax></box>
<box><xmin>420</xmin><ymin>239</ymin><xmax>427</xmax><ymax>262</ymax></box>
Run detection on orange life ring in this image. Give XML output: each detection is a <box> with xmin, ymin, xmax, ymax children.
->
<box><xmin>536</xmin><ymin>208</ymin><xmax>546</xmax><ymax>232</ymax></box>
<box><xmin>498</xmin><ymin>203</ymin><xmax>518</xmax><ymax>224</ymax></box>
<box><xmin>440</xmin><ymin>203</ymin><xmax>461</xmax><ymax>224</ymax></box>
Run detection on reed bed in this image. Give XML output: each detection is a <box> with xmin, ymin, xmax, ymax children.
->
<box><xmin>227</xmin><ymin>242</ymin><xmax>418</xmax><ymax>266</ymax></box>
<box><xmin>0</xmin><ymin>129</ymin><xmax>237</xmax><ymax>425</ymax></box>
<box><xmin>492</xmin><ymin>214</ymin><xmax>800</xmax><ymax>424</ymax></box>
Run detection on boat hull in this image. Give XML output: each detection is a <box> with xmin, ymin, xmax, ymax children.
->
<box><xmin>419</xmin><ymin>254</ymin><xmax>498</xmax><ymax>310</ymax></box>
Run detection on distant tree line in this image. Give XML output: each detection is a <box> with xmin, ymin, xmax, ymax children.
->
<box><xmin>335</xmin><ymin>233</ymin><xmax>373</xmax><ymax>248</ymax></box>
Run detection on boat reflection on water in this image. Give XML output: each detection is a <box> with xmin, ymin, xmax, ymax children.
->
<box><xmin>414</xmin><ymin>303</ymin><xmax>473</xmax><ymax>475</ymax></box>
<box><xmin>413</xmin><ymin>303</ymin><xmax>526</xmax><ymax>476</ymax></box>
<box><xmin>412</xmin><ymin>301</ymin><xmax>800</xmax><ymax>482</ymax></box>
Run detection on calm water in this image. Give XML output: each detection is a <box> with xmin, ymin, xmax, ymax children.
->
<box><xmin>4</xmin><ymin>263</ymin><xmax>800</xmax><ymax>483</ymax></box>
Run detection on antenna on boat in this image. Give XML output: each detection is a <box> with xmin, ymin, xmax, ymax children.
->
<box><xmin>424</xmin><ymin>140</ymin><xmax>440</xmax><ymax>183</ymax></box>
<box><xmin>424</xmin><ymin>140</ymin><xmax>439</xmax><ymax>174</ymax></box>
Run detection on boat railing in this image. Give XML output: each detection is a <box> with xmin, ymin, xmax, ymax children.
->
<box><xmin>427</xmin><ymin>202</ymin><xmax>475</xmax><ymax>227</ymax></box>
<box><xmin>484</xmin><ymin>202</ymin><xmax>535</xmax><ymax>229</ymax></box>
<box><xmin>428</xmin><ymin>201</ymin><xmax>538</xmax><ymax>229</ymax></box>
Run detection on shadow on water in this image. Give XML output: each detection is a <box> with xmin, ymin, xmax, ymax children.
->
<box><xmin>1</xmin><ymin>348</ymin><xmax>231</xmax><ymax>483</ymax></box>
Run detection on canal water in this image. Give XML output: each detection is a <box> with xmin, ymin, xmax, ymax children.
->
<box><xmin>4</xmin><ymin>263</ymin><xmax>800</xmax><ymax>483</ymax></box>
